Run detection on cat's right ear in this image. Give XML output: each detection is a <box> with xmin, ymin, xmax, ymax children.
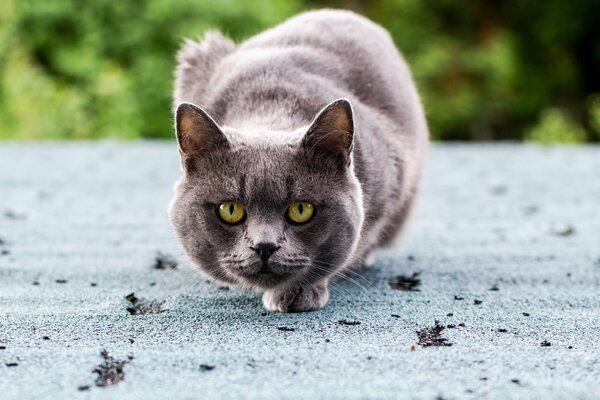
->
<box><xmin>175</xmin><ymin>102</ymin><xmax>229</xmax><ymax>165</ymax></box>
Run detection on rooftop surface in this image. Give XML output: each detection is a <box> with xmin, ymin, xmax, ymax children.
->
<box><xmin>0</xmin><ymin>143</ymin><xmax>599</xmax><ymax>399</ymax></box>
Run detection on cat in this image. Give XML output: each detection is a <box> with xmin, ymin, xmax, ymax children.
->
<box><xmin>169</xmin><ymin>9</ymin><xmax>429</xmax><ymax>312</ymax></box>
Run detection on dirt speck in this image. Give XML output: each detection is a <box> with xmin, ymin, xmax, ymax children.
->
<box><xmin>491</xmin><ymin>185</ymin><xmax>507</xmax><ymax>195</ymax></box>
<box><xmin>551</xmin><ymin>225</ymin><xmax>575</xmax><ymax>237</ymax></box>
<box><xmin>338</xmin><ymin>319</ymin><xmax>361</xmax><ymax>326</ymax></box>
<box><xmin>4</xmin><ymin>210</ymin><xmax>26</xmax><ymax>220</ymax></box>
<box><xmin>523</xmin><ymin>205</ymin><xmax>539</xmax><ymax>215</ymax></box>
<box><xmin>454</xmin><ymin>295</ymin><xmax>464</xmax><ymax>300</ymax></box>
<box><xmin>277</xmin><ymin>326</ymin><xmax>295</xmax><ymax>332</ymax></box>
<box><xmin>473</xmin><ymin>299</ymin><xmax>483</xmax><ymax>305</ymax></box>
<box><xmin>388</xmin><ymin>272</ymin><xmax>421</xmax><ymax>291</ymax></box>
<box><xmin>417</xmin><ymin>322</ymin><xmax>453</xmax><ymax>347</ymax></box>
<box><xmin>125</xmin><ymin>293</ymin><xmax>138</xmax><ymax>303</ymax></box>
<box><xmin>125</xmin><ymin>292</ymin><xmax>165</xmax><ymax>315</ymax></box>
<box><xmin>200</xmin><ymin>364</ymin><xmax>215</xmax><ymax>371</ymax></box>
<box><xmin>409</xmin><ymin>343</ymin><xmax>417</xmax><ymax>351</ymax></box>
<box><xmin>152</xmin><ymin>252</ymin><xmax>178</xmax><ymax>270</ymax></box>
<box><xmin>541</xmin><ymin>340</ymin><xmax>551</xmax><ymax>347</ymax></box>
<box><xmin>93</xmin><ymin>350</ymin><xmax>133</xmax><ymax>387</ymax></box>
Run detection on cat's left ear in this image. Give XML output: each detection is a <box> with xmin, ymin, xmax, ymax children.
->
<box><xmin>301</xmin><ymin>99</ymin><xmax>354</xmax><ymax>168</ymax></box>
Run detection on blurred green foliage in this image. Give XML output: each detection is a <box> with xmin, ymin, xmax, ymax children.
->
<box><xmin>0</xmin><ymin>0</ymin><xmax>598</xmax><ymax>142</ymax></box>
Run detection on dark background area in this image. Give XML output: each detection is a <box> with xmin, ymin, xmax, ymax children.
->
<box><xmin>1</xmin><ymin>0</ymin><xmax>598</xmax><ymax>142</ymax></box>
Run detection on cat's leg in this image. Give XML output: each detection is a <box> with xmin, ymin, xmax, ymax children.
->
<box><xmin>262</xmin><ymin>280</ymin><xmax>330</xmax><ymax>313</ymax></box>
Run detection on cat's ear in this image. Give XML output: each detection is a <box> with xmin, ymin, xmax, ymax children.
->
<box><xmin>301</xmin><ymin>99</ymin><xmax>354</xmax><ymax>168</ymax></box>
<box><xmin>175</xmin><ymin>102</ymin><xmax>229</xmax><ymax>159</ymax></box>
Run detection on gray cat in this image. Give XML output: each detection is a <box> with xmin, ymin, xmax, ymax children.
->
<box><xmin>169</xmin><ymin>10</ymin><xmax>428</xmax><ymax>312</ymax></box>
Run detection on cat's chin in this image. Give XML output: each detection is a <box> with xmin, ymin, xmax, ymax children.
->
<box><xmin>238</xmin><ymin>271</ymin><xmax>293</xmax><ymax>289</ymax></box>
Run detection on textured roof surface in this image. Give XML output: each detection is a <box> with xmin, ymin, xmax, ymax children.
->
<box><xmin>1</xmin><ymin>143</ymin><xmax>599</xmax><ymax>399</ymax></box>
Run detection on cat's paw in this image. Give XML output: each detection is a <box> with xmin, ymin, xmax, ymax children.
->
<box><xmin>262</xmin><ymin>282</ymin><xmax>330</xmax><ymax>313</ymax></box>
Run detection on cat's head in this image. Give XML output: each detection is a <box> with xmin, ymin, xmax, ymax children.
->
<box><xmin>168</xmin><ymin>99</ymin><xmax>364</xmax><ymax>289</ymax></box>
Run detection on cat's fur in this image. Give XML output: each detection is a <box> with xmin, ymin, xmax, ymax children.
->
<box><xmin>169</xmin><ymin>10</ymin><xmax>428</xmax><ymax>312</ymax></box>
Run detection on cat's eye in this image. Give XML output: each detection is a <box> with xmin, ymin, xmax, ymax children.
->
<box><xmin>287</xmin><ymin>201</ymin><xmax>315</xmax><ymax>224</ymax></box>
<box><xmin>217</xmin><ymin>202</ymin><xmax>246</xmax><ymax>225</ymax></box>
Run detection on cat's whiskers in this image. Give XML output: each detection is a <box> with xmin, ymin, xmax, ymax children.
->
<box><xmin>301</xmin><ymin>269</ymin><xmax>345</xmax><ymax>298</ymax></box>
<box><xmin>311</xmin><ymin>260</ymin><xmax>376</xmax><ymax>292</ymax></box>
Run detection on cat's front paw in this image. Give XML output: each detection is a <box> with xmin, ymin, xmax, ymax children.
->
<box><xmin>262</xmin><ymin>282</ymin><xmax>330</xmax><ymax>313</ymax></box>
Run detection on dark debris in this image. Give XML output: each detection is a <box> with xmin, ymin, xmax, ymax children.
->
<box><xmin>388</xmin><ymin>272</ymin><xmax>421</xmax><ymax>291</ymax></box>
<box><xmin>277</xmin><ymin>326</ymin><xmax>295</xmax><ymax>332</ymax></box>
<box><xmin>152</xmin><ymin>252</ymin><xmax>178</xmax><ymax>270</ymax></box>
<box><xmin>125</xmin><ymin>292</ymin><xmax>165</xmax><ymax>315</ymax></box>
<box><xmin>93</xmin><ymin>350</ymin><xmax>133</xmax><ymax>387</ymax></box>
<box><xmin>416</xmin><ymin>322</ymin><xmax>453</xmax><ymax>347</ymax></box>
<box><xmin>338</xmin><ymin>319</ymin><xmax>361</xmax><ymax>326</ymax></box>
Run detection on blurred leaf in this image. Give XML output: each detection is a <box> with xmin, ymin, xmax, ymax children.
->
<box><xmin>527</xmin><ymin>107</ymin><xmax>586</xmax><ymax>145</ymax></box>
<box><xmin>0</xmin><ymin>0</ymin><xmax>597</xmax><ymax>141</ymax></box>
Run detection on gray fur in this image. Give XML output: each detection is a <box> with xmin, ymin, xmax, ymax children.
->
<box><xmin>169</xmin><ymin>10</ymin><xmax>429</xmax><ymax>312</ymax></box>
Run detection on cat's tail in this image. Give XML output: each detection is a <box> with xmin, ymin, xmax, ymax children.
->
<box><xmin>174</xmin><ymin>30</ymin><xmax>236</xmax><ymax>107</ymax></box>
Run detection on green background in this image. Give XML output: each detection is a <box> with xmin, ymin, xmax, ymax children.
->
<box><xmin>1</xmin><ymin>0</ymin><xmax>598</xmax><ymax>142</ymax></box>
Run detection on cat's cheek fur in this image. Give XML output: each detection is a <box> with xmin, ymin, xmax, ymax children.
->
<box><xmin>167</xmin><ymin>178</ymin><xmax>238</xmax><ymax>284</ymax></box>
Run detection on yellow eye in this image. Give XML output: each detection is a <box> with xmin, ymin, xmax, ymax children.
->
<box><xmin>287</xmin><ymin>201</ymin><xmax>315</xmax><ymax>224</ymax></box>
<box><xmin>217</xmin><ymin>202</ymin><xmax>246</xmax><ymax>224</ymax></box>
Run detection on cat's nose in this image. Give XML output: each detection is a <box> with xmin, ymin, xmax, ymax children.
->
<box><xmin>251</xmin><ymin>242</ymin><xmax>280</xmax><ymax>262</ymax></box>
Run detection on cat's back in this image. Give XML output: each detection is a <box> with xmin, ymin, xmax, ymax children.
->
<box><xmin>239</xmin><ymin>9</ymin><xmax>418</xmax><ymax>122</ymax></box>
<box><xmin>177</xmin><ymin>10</ymin><xmax>423</xmax><ymax>131</ymax></box>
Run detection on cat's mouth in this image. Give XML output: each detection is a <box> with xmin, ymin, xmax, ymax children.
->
<box><xmin>237</xmin><ymin>262</ymin><xmax>296</xmax><ymax>288</ymax></box>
